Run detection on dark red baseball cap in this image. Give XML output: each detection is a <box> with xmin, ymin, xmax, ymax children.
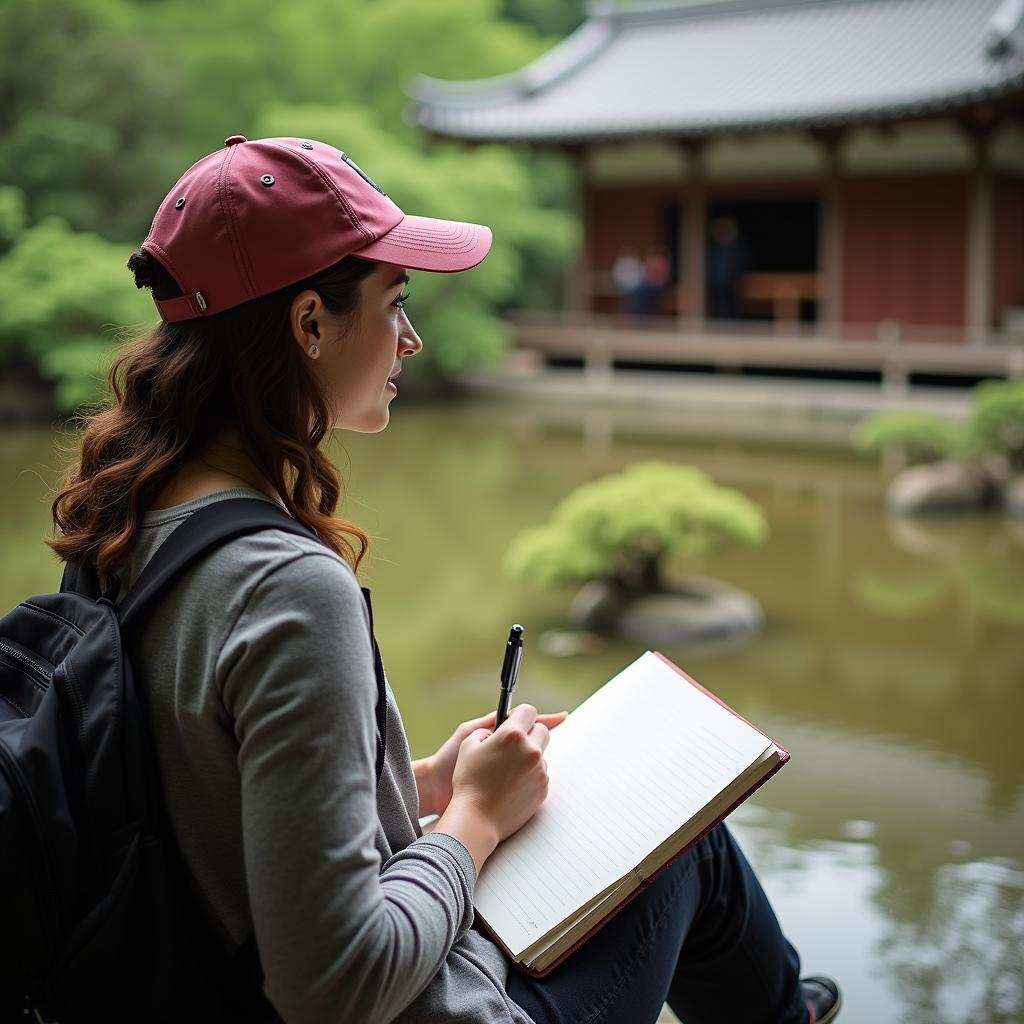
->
<box><xmin>141</xmin><ymin>135</ymin><xmax>493</xmax><ymax>323</ymax></box>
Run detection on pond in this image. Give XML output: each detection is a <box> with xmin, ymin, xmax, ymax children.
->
<box><xmin>3</xmin><ymin>402</ymin><xmax>1022</xmax><ymax>1023</ymax></box>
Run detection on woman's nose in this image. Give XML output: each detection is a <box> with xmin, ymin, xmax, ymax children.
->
<box><xmin>400</xmin><ymin>310</ymin><xmax>423</xmax><ymax>356</ymax></box>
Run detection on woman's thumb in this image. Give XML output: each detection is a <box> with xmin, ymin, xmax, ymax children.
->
<box><xmin>463</xmin><ymin>727</ymin><xmax>491</xmax><ymax>747</ymax></box>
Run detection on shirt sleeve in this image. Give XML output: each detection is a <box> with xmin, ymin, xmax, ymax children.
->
<box><xmin>215</xmin><ymin>551</ymin><xmax>478</xmax><ymax>1024</ymax></box>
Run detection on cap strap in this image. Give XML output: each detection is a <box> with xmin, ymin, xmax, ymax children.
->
<box><xmin>154</xmin><ymin>291</ymin><xmax>209</xmax><ymax>323</ymax></box>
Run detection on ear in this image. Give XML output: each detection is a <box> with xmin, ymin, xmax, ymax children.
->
<box><xmin>290</xmin><ymin>290</ymin><xmax>323</xmax><ymax>356</ymax></box>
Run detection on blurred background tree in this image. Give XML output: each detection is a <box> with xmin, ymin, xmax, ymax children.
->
<box><xmin>0</xmin><ymin>0</ymin><xmax>183</xmax><ymax>240</ymax></box>
<box><xmin>505</xmin><ymin>461</ymin><xmax>769</xmax><ymax>594</ymax></box>
<box><xmin>852</xmin><ymin>410</ymin><xmax>962</xmax><ymax>464</ymax></box>
<box><xmin>964</xmin><ymin>378</ymin><xmax>1024</xmax><ymax>470</ymax></box>
<box><xmin>0</xmin><ymin>0</ymin><xmax>582</xmax><ymax>414</ymax></box>
<box><xmin>0</xmin><ymin>204</ymin><xmax>152</xmax><ymax>411</ymax></box>
<box><xmin>854</xmin><ymin>381</ymin><xmax>1024</xmax><ymax>470</ymax></box>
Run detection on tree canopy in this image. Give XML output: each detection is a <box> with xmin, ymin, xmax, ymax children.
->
<box><xmin>852</xmin><ymin>410</ymin><xmax>962</xmax><ymax>463</ymax></box>
<box><xmin>504</xmin><ymin>461</ymin><xmax>769</xmax><ymax>591</ymax></box>
<box><xmin>854</xmin><ymin>380</ymin><xmax>1024</xmax><ymax>469</ymax></box>
<box><xmin>964</xmin><ymin>377</ymin><xmax>1024</xmax><ymax>469</ymax></box>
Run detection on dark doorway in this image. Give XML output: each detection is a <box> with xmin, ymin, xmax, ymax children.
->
<box><xmin>706</xmin><ymin>199</ymin><xmax>819</xmax><ymax>322</ymax></box>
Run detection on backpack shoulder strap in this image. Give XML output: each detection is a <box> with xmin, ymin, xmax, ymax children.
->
<box><xmin>59</xmin><ymin>558</ymin><xmax>106</xmax><ymax>601</ymax></box>
<box><xmin>117</xmin><ymin>497</ymin><xmax>320</xmax><ymax>630</ymax></box>
<box><xmin>114</xmin><ymin>496</ymin><xmax>390</xmax><ymax>785</ymax></box>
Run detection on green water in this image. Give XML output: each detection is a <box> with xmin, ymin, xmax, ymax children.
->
<box><xmin>4</xmin><ymin>404</ymin><xmax>1022</xmax><ymax>1023</ymax></box>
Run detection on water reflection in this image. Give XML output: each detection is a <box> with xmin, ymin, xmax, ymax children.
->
<box><xmin>855</xmin><ymin>517</ymin><xmax>1024</xmax><ymax>627</ymax></box>
<box><xmin>2</xmin><ymin>408</ymin><xmax>1022</xmax><ymax>1022</ymax></box>
<box><xmin>731</xmin><ymin>810</ymin><xmax>1024</xmax><ymax>1024</ymax></box>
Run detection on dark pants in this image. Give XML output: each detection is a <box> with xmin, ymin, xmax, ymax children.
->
<box><xmin>499</xmin><ymin>824</ymin><xmax>807</xmax><ymax>1024</ymax></box>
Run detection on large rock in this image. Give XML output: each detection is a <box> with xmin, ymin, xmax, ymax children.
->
<box><xmin>569</xmin><ymin>575</ymin><xmax>763</xmax><ymax>648</ymax></box>
<box><xmin>885</xmin><ymin>459</ymin><xmax>999</xmax><ymax>515</ymax></box>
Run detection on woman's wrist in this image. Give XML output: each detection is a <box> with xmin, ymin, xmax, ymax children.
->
<box><xmin>432</xmin><ymin>796</ymin><xmax>499</xmax><ymax>876</ymax></box>
<box><xmin>412</xmin><ymin>756</ymin><xmax>438</xmax><ymax>817</ymax></box>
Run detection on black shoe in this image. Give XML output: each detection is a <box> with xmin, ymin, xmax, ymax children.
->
<box><xmin>800</xmin><ymin>975</ymin><xmax>841</xmax><ymax>1023</ymax></box>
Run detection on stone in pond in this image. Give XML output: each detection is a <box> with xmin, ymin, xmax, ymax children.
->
<box><xmin>885</xmin><ymin>459</ymin><xmax>998</xmax><ymax>515</ymax></box>
<box><xmin>570</xmin><ymin>576</ymin><xmax>763</xmax><ymax>648</ymax></box>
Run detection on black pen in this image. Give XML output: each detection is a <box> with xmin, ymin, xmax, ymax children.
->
<box><xmin>495</xmin><ymin>624</ymin><xmax>524</xmax><ymax>729</ymax></box>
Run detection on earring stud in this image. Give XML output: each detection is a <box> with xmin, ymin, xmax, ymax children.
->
<box><xmin>308</xmin><ymin>343</ymin><xmax>319</xmax><ymax>358</ymax></box>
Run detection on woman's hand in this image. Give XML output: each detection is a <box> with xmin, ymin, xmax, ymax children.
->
<box><xmin>421</xmin><ymin>707</ymin><xmax>568</xmax><ymax>817</ymax></box>
<box><xmin>430</xmin><ymin>704</ymin><xmax>559</xmax><ymax>872</ymax></box>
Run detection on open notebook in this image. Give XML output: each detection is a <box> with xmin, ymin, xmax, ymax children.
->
<box><xmin>472</xmin><ymin>650</ymin><xmax>789</xmax><ymax>977</ymax></box>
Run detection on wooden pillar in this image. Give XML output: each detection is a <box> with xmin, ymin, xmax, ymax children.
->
<box><xmin>815</xmin><ymin>130</ymin><xmax>845</xmax><ymax>339</ymax></box>
<box><xmin>675</xmin><ymin>183</ymin><xmax>687</xmax><ymax>326</ymax></box>
<box><xmin>680</xmin><ymin>140</ymin><xmax>706</xmax><ymax>325</ymax></box>
<box><xmin>965</xmin><ymin>127</ymin><xmax>994</xmax><ymax>345</ymax></box>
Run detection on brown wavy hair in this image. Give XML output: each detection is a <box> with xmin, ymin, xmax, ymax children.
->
<box><xmin>48</xmin><ymin>250</ymin><xmax>378</xmax><ymax>581</ymax></box>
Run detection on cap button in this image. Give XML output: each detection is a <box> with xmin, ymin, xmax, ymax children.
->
<box><xmin>223</xmin><ymin>134</ymin><xmax>248</xmax><ymax>146</ymax></box>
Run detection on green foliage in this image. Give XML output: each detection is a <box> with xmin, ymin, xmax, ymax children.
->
<box><xmin>258</xmin><ymin>103</ymin><xmax>575</xmax><ymax>373</ymax></box>
<box><xmin>963</xmin><ymin>377</ymin><xmax>1024</xmax><ymax>468</ymax></box>
<box><xmin>136</xmin><ymin>0</ymin><xmax>548</xmax><ymax>150</ymax></box>
<box><xmin>0</xmin><ymin>214</ymin><xmax>154</xmax><ymax>410</ymax></box>
<box><xmin>852</xmin><ymin>410</ymin><xmax>961</xmax><ymax>462</ymax></box>
<box><xmin>0</xmin><ymin>0</ymin><xmax>579</xmax><ymax>411</ymax></box>
<box><xmin>0</xmin><ymin>186</ymin><xmax>28</xmax><ymax>250</ymax></box>
<box><xmin>0</xmin><ymin>0</ymin><xmax>183</xmax><ymax>240</ymax></box>
<box><xmin>855</xmin><ymin>379</ymin><xmax>1024</xmax><ymax>469</ymax></box>
<box><xmin>505</xmin><ymin>461</ymin><xmax>769</xmax><ymax>589</ymax></box>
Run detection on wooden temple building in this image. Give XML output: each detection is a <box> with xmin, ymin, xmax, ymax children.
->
<box><xmin>410</xmin><ymin>0</ymin><xmax>1024</xmax><ymax>387</ymax></box>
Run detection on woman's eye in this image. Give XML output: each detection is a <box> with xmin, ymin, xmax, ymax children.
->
<box><xmin>393</xmin><ymin>290</ymin><xmax>411</xmax><ymax>310</ymax></box>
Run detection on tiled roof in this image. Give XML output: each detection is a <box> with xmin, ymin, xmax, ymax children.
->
<box><xmin>408</xmin><ymin>0</ymin><xmax>1024</xmax><ymax>142</ymax></box>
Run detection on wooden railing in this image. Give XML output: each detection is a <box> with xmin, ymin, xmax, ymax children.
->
<box><xmin>505</xmin><ymin>312</ymin><xmax>1024</xmax><ymax>391</ymax></box>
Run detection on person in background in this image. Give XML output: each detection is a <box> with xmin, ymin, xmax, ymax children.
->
<box><xmin>708</xmin><ymin>215</ymin><xmax>749</xmax><ymax>320</ymax></box>
<box><xmin>640</xmin><ymin>243</ymin><xmax>672</xmax><ymax>318</ymax></box>
<box><xmin>612</xmin><ymin>246</ymin><xmax>644</xmax><ymax>316</ymax></box>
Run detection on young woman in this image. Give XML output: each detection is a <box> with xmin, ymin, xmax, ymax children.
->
<box><xmin>48</xmin><ymin>136</ymin><xmax>840</xmax><ymax>1024</ymax></box>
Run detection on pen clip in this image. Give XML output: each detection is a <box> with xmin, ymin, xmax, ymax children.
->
<box><xmin>508</xmin><ymin>643</ymin><xmax>523</xmax><ymax>691</ymax></box>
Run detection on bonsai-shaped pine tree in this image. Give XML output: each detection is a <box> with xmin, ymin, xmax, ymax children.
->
<box><xmin>504</xmin><ymin>461</ymin><xmax>768</xmax><ymax>595</ymax></box>
<box><xmin>852</xmin><ymin>379</ymin><xmax>1024</xmax><ymax>470</ymax></box>
<box><xmin>852</xmin><ymin>410</ymin><xmax>961</xmax><ymax>464</ymax></box>
<box><xmin>963</xmin><ymin>377</ymin><xmax>1024</xmax><ymax>471</ymax></box>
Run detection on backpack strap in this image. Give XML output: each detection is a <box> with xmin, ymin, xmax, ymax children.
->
<box><xmin>117</xmin><ymin>497</ymin><xmax>320</xmax><ymax>630</ymax></box>
<box><xmin>112</xmin><ymin>497</ymin><xmax>389</xmax><ymax>784</ymax></box>
<box><xmin>59</xmin><ymin>558</ymin><xmax>107</xmax><ymax>601</ymax></box>
<box><xmin>106</xmin><ymin>497</ymin><xmax>387</xmax><ymax>777</ymax></box>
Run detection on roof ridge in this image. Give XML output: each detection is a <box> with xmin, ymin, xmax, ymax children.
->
<box><xmin>409</xmin><ymin>16</ymin><xmax>615</xmax><ymax>108</ymax></box>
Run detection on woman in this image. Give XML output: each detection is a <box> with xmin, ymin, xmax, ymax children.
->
<box><xmin>48</xmin><ymin>136</ymin><xmax>839</xmax><ymax>1024</ymax></box>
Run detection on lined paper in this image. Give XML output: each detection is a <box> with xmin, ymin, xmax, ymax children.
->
<box><xmin>474</xmin><ymin>651</ymin><xmax>772</xmax><ymax>957</ymax></box>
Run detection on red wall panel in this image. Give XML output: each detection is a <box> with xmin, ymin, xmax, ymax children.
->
<box><xmin>586</xmin><ymin>184</ymin><xmax>673</xmax><ymax>270</ymax></box>
<box><xmin>842</xmin><ymin>175</ymin><xmax>968</xmax><ymax>328</ymax></box>
<box><xmin>993</xmin><ymin>175</ymin><xmax>1024</xmax><ymax>327</ymax></box>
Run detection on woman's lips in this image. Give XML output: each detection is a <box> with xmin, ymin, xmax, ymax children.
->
<box><xmin>386</xmin><ymin>379</ymin><xmax>398</xmax><ymax>394</ymax></box>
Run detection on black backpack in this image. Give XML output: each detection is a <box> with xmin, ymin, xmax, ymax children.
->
<box><xmin>0</xmin><ymin>497</ymin><xmax>359</xmax><ymax>1022</ymax></box>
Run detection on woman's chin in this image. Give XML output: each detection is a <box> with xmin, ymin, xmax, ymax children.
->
<box><xmin>337</xmin><ymin>406</ymin><xmax>391</xmax><ymax>434</ymax></box>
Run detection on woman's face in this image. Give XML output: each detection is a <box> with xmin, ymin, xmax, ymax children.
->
<box><xmin>291</xmin><ymin>261</ymin><xmax>423</xmax><ymax>432</ymax></box>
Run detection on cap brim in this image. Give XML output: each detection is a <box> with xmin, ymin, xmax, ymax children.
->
<box><xmin>351</xmin><ymin>214</ymin><xmax>492</xmax><ymax>273</ymax></box>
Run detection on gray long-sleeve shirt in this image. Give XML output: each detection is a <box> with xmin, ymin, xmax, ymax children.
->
<box><xmin>112</xmin><ymin>487</ymin><xmax>537</xmax><ymax>1024</ymax></box>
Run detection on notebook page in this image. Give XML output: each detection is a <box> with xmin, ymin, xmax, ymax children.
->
<box><xmin>474</xmin><ymin>651</ymin><xmax>772</xmax><ymax>957</ymax></box>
